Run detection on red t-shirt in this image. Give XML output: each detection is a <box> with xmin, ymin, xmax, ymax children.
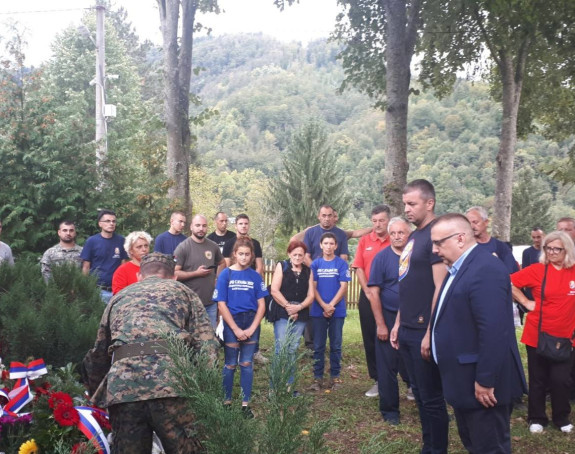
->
<box><xmin>511</xmin><ymin>263</ymin><xmax>575</xmax><ymax>347</ymax></box>
<box><xmin>352</xmin><ymin>232</ymin><xmax>390</xmax><ymax>280</ymax></box>
<box><xmin>112</xmin><ymin>261</ymin><xmax>140</xmax><ymax>295</ymax></box>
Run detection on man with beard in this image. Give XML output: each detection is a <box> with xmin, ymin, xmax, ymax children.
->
<box><xmin>174</xmin><ymin>214</ymin><xmax>224</xmax><ymax>328</ymax></box>
<box><xmin>41</xmin><ymin>220</ymin><xmax>83</xmax><ymax>281</ymax></box>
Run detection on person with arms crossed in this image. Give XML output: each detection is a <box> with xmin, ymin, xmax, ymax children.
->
<box><xmin>40</xmin><ymin>220</ymin><xmax>83</xmax><ymax>281</ymax></box>
<box><xmin>431</xmin><ymin>214</ymin><xmax>526</xmax><ymax>453</ymax></box>
<box><xmin>352</xmin><ymin>204</ymin><xmax>391</xmax><ymax>397</ymax></box>
<box><xmin>390</xmin><ymin>179</ymin><xmax>449</xmax><ymax>454</ymax></box>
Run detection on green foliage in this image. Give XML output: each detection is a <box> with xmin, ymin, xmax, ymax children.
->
<box><xmin>270</xmin><ymin>120</ymin><xmax>350</xmax><ymax>232</ymax></box>
<box><xmin>511</xmin><ymin>168</ymin><xmax>553</xmax><ymax>244</ymax></box>
<box><xmin>0</xmin><ymin>261</ymin><xmax>103</xmax><ymax>367</ymax></box>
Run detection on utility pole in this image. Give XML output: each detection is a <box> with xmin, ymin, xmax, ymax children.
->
<box><xmin>95</xmin><ymin>3</ymin><xmax>106</xmax><ymax>166</ymax></box>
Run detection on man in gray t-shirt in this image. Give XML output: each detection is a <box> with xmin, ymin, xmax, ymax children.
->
<box><xmin>174</xmin><ymin>214</ymin><xmax>224</xmax><ymax>328</ymax></box>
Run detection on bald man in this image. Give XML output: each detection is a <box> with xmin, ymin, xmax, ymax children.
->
<box><xmin>430</xmin><ymin>213</ymin><xmax>526</xmax><ymax>454</ymax></box>
<box><xmin>174</xmin><ymin>214</ymin><xmax>225</xmax><ymax>328</ymax></box>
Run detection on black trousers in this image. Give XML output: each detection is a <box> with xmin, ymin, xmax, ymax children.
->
<box><xmin>454</xmin><ymin>404</ymin><xmax>513</xmax><ymax>454</ymax></box>
<box><xmin>358</xmin><ymin>289</ymin><xmax>378</xmax><ymax>380</ymax></box>
<box><xmin>526</xmin><ymin>345</ymin><xmax>574</xmax><ymax>427</ymax></box>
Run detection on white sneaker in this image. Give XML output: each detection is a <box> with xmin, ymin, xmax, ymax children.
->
<box><xmin>529</xmin><ymin>423</ymin><xmax>544</xmax><ymax>433</ymax></box>
<box><xmin>365</xmin><ymin>382</ymin><xmax>378</xmax><ymax>397</ymax></box>
<box><xmin>406</xmin><ymin>387</ymin><xmax>415</xmax><ymax>401</ymax></box>
<box><xmin>561</xmin><ymin>424</ymin><xmax>573</xmax><ymax>433</ymax></box>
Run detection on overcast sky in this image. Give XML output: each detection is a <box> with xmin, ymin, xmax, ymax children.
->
<box><xmin>0</xmin><ymin>0</ymin><xmax>342</xmax><ymax>65</ymax></box>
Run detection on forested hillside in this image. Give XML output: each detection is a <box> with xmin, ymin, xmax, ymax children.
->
<box><xmin>190</xmin><ymin>34</ymin><xmax>574</xmax><ymax>249</ymax></box>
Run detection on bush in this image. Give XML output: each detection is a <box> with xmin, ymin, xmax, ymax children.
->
<box><xmin>0</xmin><ymin>261</ymin><xmax>103</xmax><ymax>367</ymax></box>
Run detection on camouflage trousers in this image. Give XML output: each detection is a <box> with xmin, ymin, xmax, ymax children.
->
<box><xmin>108</xmin><ymin>397</ymin><xmax>203</xmax><ymax>453</ymax></box>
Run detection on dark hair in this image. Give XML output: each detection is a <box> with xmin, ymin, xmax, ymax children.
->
<box><xmin>319</xmin><ymin>204</ymin><xmax>334</xmax><ymax>212</ymax></box>
<box><xmin>58</xmin><ymin>220</ymin><xmax>75</xmax><ymax>229</ymax></box>
<box><xmin>140</xmin><ymin>261</ymin><xmax>174</xmax><ymax>279</ymax></box>
<box><xmin>403</xmin><ymin>179</ymin><xmax>435</xmax><ymax>202</ymax></box>
<box><xmin>557</xmin><ymin>217</ymin><xmax>575</xmax><ymax>225</ymax></box>
<box><xmin>171</xmin><ymin>211</ymin><xmax>186</xmax><ymax>218</ymax></box>
<box><xmin>531</xmin><ymin>226</ymin><xmax>544</xmax><ymax>232</ymax></box>
<box><xmin>232</xmin><ymin>237</ymin><xmax>255</xmax><ymax>266</ymax></box>
<box><xmin>320</xmin><ymin>232</ymin><xmax>337</xmax><ymax>245</ymax></box>
<box><xmin>371</xmin><ymin>204</ymin><xmax>391</xmax><ymax>217</ymax></box>
<box><xmin>97</xmin><ymin>209</ymin><xmax>116</xmax><ymax>222</ymax></box>
<box><xmin>236</xmin><ymin>213</ymin><xmax>250</xmax><ymax>222</ymax></box>
<box><xmin>287</xmin><ymin>240</ymin><xmax>307</xmax><ymax>254</ymax></box>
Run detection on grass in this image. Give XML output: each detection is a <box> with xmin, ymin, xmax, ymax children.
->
<box><xmin>246</xmin><ymin>310</ymin><xmax>574</xmax><ymax>454</ymax></box>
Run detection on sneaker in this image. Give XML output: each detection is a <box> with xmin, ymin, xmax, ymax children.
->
<box><xmin>330</xmin><ymin>377</ymin><xmax>343</xmax><ymax>390</ymax></box>
<box><xmin>308</xmin><ymin>379</ymin><xmax>323</xmax><ymax>391</ymax></box>
<box><xmin>253</xmin><ymin>351</ymin><xmax>269</xmax><ymax>365</ymax></box>
<box><xmin>529</xmin><ymin>423</ymin><xmax>544</xmax><ymax>433</ymax></box>
<box><xmin>406</xmin><ymin>387</ymin><xmax>415</xmax><ymax>401</ymax></box>
<box><xmin>365</xmin><ymin>382</ymin><xmax>379</xmax><ymax>397</ymax></box>
<box><xmin>561</xmin><ymin>424</ymin><xmax>573</xmax><ymax>433</ymax></box>
<box><xmin>241</xmin><ymin>406</ymin><xmax>255</xmax><ymax>419</ymax></box>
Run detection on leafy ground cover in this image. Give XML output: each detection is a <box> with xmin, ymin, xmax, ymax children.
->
<box><xmin>251</xmin><ymin>310</ymin><xmax>573</xmax><ymax>453</ymax></box>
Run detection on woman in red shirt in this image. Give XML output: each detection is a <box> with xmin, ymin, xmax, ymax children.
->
<box><xmin>511</xmin><ymin>231</ymin><xmax>575</xmax><ymax>434</ymax></box>
<box><xmin>112</xmin><ymin>231</ymin><xmax>152</xmax><ymax>294</ymax></box>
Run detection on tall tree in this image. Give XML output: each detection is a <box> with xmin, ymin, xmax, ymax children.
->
<box><xmin>270</xmin><ymin>121</ymin><xmax>350</xmax><ymax>232</ymax></box>
<box><xmin>419</xmin><ymin>0</ymin><xmax>575</xmax><ymax>240</ymax></box>
<box><xmin>156</xmin><ymin>0</ymin><xmax>219</xmax><ymax>215</ymax></box>
<box><xmin>332</xmin><ymin>0</ymin><xmax>423</xmax><ymax>214</ymax></box>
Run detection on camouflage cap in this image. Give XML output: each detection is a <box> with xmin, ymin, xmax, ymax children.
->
<box><xmin>140</xmin><ymin>252</ymin><xmax>176</xmax><ymax>274</ymax></box>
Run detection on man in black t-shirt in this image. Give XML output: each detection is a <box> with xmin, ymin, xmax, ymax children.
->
<box><xmin>207</xmin><ymin>212</ymin><xmax>236</xmax><ymax>253</ymax></box>
<box><xmin>222</xmin><ymin>213</ymin><xmax>264</xmax><ymax>277</ymax></box>
<box><xmin>390</xmin><ymin>179</ymin><xmax>449</xmax><ymax>453</ymax></box>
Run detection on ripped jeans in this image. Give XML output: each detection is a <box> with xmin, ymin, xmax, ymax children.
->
<box><xmin>222</xmin><ymin>311</ymin><xmax>260</xmax><ymax>403</ymax></box>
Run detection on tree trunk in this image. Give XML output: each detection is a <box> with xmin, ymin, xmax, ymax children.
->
<box><xmin>492</xmin><ymin>53</ymin><xmax>525</xmax><ymax>241</ymax></box>
<box><xmin>383</xmin><ymin>0</ymin><xmax>421</xmax><ymax>215</ymax></box>
<box><xmin>157</xmin><ymin>0</ymin><xmax>194</xmax><ymax>215</ymax></box>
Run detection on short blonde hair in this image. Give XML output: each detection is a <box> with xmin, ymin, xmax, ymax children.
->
<box><xmin>124</xmin><ymin>231</ymin><xmax>152</xmax><ymax>258</ymax></box>
<box><xmin>540</xmin><ymin>231</ymin><xmax>575</xmax><ymax>268</ymax></box>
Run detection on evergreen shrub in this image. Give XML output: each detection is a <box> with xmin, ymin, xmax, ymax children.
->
<box><xmin>0</xmin><ymin>261</ymin><xmax>103</xmax><ymax>367</ymax></box>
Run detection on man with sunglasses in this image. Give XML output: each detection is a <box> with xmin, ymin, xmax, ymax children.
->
<box><xmin>81</xmin><ymin>209</ymin><xmax>128</xmax><ymax>303</ymax></box>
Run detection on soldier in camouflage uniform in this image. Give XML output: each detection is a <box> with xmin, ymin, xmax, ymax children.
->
<box><xmin>83</xmin><ymin>252</ymin><xmax>219</xmax><ymax>454</ymax></box>
<box><xmin>40</xmin><ymin>220</ymin><xmax>83</xmax><ymax>281</ymax></box>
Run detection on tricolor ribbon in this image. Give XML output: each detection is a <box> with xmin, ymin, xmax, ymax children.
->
<box><xmin>9</xmin><ymin>359</ymin><xmax>48</xmax><ymax>380</ymax></box>
<box><xmin>75</xmin><ymin>406</ymin><xmax>111</xmax><ymax>454</ymax></box>
<box><xmin>2</xmin><ymin>359</ymin><xmax>47</xmax><ymax>414</ymax></box>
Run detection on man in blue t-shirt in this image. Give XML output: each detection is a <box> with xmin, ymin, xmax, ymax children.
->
<box><xmin>309</xmin><ymin>232</ymin><xmax>351</xmax><ymax>392</ymax></box>
<box><xmin>303</xmin><ymin>205</ymin><xmax>349</xmax><ymax>265</ymax></box>
<box><xmin>390</xmin><ymin>179</ymin><xmax>449</xmax><ymax>453</ymax></box>
<box><xmin>367</xmin><ymin>217</ymin><xmax>412</xmax><ymax>425</ymax></box>
<box><xmin>154</xmin><ymin>211</ymin><xmax>187</xmax><ymax>255</ymax></box>
<box><xmin>81</xmin><ymin>210</ymin><xmax>128</xmax><ymax>304</ymax></box>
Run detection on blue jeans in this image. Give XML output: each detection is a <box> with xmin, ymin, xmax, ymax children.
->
<box><xmin>100</xmin><ymin>289</ymin><xmax>113</xmax><ymax>305</ymax></box>
<box><xmin>399</xmin><ymin>326</ymin><xmax>449</xmax><ymax>454</ymax></box>
<box><xmin>375</xmin><ymin>308</ymin><xmax>400</xmax><ymax>422</ymax></box>
<box><xmin>273</xmin><ymin>317</ymin><xmax>307</xmax><ymax>384</ymax></box>
<box><xmin>311</xmin><ymin>316</ymin><xmax>345</xmax><ymax>379</ymax></box>
<box><xmin>204</xmin><ymin>303</ymin><xmax>218</xmax><ymax>329</ymax></box>
<box><xmin>222</xmin><ymin>311</ymin><xmax>260</xmax><ymax>403</ymax></box>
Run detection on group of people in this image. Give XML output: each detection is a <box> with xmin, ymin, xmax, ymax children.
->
<box><xmin>3</xmin><ymin>180</ymin><xmax>575</xmax><ymax>453</ymax></box>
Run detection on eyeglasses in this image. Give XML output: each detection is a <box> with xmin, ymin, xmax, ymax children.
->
<box><xmin>432</xmin><ymin>232</ymin><xmax>464</xmax><ymax>247</ymax></box>
<box><xmin>545</xmin><ymin>246</ymin><xmax>565</xmax><ymax>254</ymax></box>
<box><xmin>99</xmin><ymin>219</ymin><xmax>117</xmax><ymax>224</ymax></box>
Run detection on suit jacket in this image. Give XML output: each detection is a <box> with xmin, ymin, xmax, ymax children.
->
<box><xmin>431</xmin><ymin>245</ymin><xmax>527</xmax><ymax>409</ymax></box>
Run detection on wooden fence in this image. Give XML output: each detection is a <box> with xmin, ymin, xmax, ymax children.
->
<box><xmin>263</xmin><ymin>262</ymin><xmax>362</xmax><ymax>309</ymax></box>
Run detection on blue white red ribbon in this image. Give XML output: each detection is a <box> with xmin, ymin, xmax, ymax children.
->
<box><xmin>75</xmin><ymin>406</ymin><xmax>111</xmax><ymax>454</ymax></box>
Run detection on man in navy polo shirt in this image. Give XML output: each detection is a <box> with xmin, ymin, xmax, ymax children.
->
<box><xmin>81</xmin><ymin>210</ymin><xmax>128</xmax><ymax>304</ymax></box>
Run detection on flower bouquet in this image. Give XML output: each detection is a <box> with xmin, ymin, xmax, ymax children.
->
<box><xmin>0</xmin><ymin>360</ymin><xmax>111</xmax><ymax>454</ymax></box>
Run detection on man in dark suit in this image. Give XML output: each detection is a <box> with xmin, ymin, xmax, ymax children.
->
<box><xmin>430</xmin><ymin>214</ymin><xmax>526</xmax><ymax>454</ymax></box>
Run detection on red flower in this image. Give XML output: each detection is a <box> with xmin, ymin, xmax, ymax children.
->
<box><xmin>48</xmin><ymin>391</ymin><xmax>72</xmax><ymax>409</ymax></box>
<box><xmin>53</xmin><ymin>403</ymin><xmax>79</xmax><ymax>426</ymax></box>
<box><xmin>34</xmin><ymin>382</ymin><xmax>51</xmax><ymax>398</ymax></box>
<box><xmin>92</xmin><ymin>410</ymin><xmax>111</xmax><ymax>431</ymax></box>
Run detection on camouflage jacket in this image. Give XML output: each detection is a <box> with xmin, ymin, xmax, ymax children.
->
<box><xmin>40</xmin><ymin>243</ymin><xmax>83</xmax><ymax>281</ymax></box>
<box><xmin>83</xmin><ymin>276</ymin><xmax>219</xmax><ymax>407</ymax></box>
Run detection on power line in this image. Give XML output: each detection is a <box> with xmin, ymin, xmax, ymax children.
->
<box><xmin>0</xmin><ymin>8</ymin><xmax>91</xmax><ymax>16</ymax></box>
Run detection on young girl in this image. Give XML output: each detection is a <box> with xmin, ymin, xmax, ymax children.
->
<box><xmin>214</xmin><ymin>238</ymin><xmax>267</xmax><ymax>417</ymax></box>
